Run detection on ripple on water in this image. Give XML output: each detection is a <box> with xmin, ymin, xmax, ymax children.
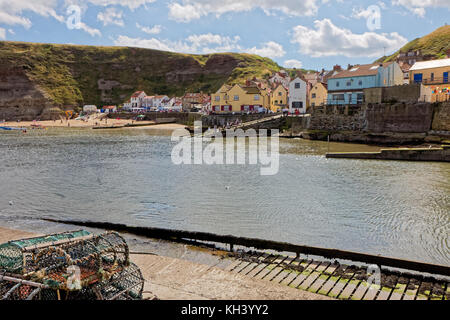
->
<box><xmin>0</xmin><ymin>129</ymin><xmax>449</xmax><ymax>265</ymax></box>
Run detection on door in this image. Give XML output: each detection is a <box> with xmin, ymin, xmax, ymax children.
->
<box><xmin>413</xmin><ymin>73</ymin><xmax>423</xmax><ymax>83</ymax></box>
<box><xmin>444</xmin><ymin>72</ymin><xmax>449</xmax><ymax>83</ymax></box>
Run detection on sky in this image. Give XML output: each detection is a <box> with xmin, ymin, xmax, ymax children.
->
<box><xmin>0</xmin><ymin>0</ymin><xmax>449</xmax><ymax>70</ymax></box>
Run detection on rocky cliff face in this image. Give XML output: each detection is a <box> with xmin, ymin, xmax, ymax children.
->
<box><xmin>0</xmin><ymin>66</ymin><xmax>57</xmax><ymax>121</ymax></box>
<box><xmin>0</xmin><ymin>41</ymin><xmax>280</xmax><ymax>120</ymax></box>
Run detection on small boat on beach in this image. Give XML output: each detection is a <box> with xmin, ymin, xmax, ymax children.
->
<box><xmin>0</xmin><ymin>126</ymin><xmax>24</xmax><ymax>131</ymax></box>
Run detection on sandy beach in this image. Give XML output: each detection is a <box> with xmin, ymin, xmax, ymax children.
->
<box><xmin>1</xmin><ymin>119</ymin><xmax>186</xmax><ymax>130</ymax></box>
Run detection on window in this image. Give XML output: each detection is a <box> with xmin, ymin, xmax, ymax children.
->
<box><xmin>358</xmin><ymin>80</ymin><xmax>363</xmax><ymax>86</ymax></box>
<box><xmin>224</xmin><ymin>95</ymin><xmax>228</xmax><ymax>100</ymax></box>
<box><xmin>295</xmin><ymin>83</ymin><xmax>300</xmax><ymax>89</ymax></box>
<box><xmin>278</xmin><ymin>91</ymin><xmax>283</xmax><ymax>96</ymax></box>
<box><xmin>336</xmin><ymin>81</ymin><xmax>340</xmax><ymax>87</ymax></box>
<box><xmin>292</xmin><ymin>101</ymin><xmax>303</xmax><ymax>109</ymax></box>
<box><xmin>234</xmin><ymin>95</ymin><xmax>239</xmax><ymax>101</ymax></box>
<box><xmin>311</xmin><ymin>103</ymin><xmax>315</xmax><ymax>107</ymax></box>
<box><xmin>312</xmin><ymin>93</ymin><xmax>316</xmax><ymax>99</ymax></box>
<box><xmin>346</xmin><ymin>81</ymin><xmax>351</xmax><ymax>86</ymax></box>
<box><xmin>275</xmin><ymin>100</ymin><xmax>278</xmax><ymax>104</ymax></box>
<box><xmin>413</xmin><ymin>73</ymin><xmax>423</xmax><ymax>83</ymax></box>
<box><xmin>215</xmin><ymin>96</ymin><xmax>220</xmax><ymax>101</ymax></box>
<box><xmin>430</xmin><ymin>73</ymin><xmax>434</xmax><ymax>81</ymax></box>
<box><xmin>357</xmin><ymin>93</ymin><xmax>364</xmax><ymax>102</ymax></box>
<box><xmin>254</xmin><ymin>95</ymin><xmax>260</xmax><ymax>101</ymax></box>
<box><xmin>333</xmin><ymin>94</ymin><xmax>345</xmax><ymax>101</ymax></box>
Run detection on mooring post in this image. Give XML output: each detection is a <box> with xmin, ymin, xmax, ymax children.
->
<box><xmin>230</xmin><ymin>244</ymin><xmax>234</xmax><ymax>252</ymax></box>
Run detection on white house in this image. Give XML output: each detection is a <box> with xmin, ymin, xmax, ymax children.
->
<box><xmin>83</xmin><ymin>105</ymin><xmax>98</xmax><ymax>113</ymax></box>
<box><xmin>288</xmin><ymin>77</ymin><xmax>307</xmax><ymax>114</ymax></box>
<box><xmin>130</xmin><ymin>91</ymin><xmax>147</xmax><ymax>109</ymax></box>
<box><xmin>103</xmin><ymin>106</ymin><xmax>117</xmax><ymax>113</ymax></box>
<box><xmin>143</xmin><ymin>96</ymin><xmax>155</xmax><ymax>109</ymax></box>
<box><xmin>153</xmin><ymin>95</ymin><xmax>170</xmax><ymax>109</ymax></box>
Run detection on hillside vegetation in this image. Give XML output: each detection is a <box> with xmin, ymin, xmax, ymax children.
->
<box><xmin>0</xmin><ymin>41</ymin><xmax>282</xmax><ymax>107</ymax></box>
<box><xmin>379</xmin><ymin>25</ymin><xmax>450</xmax><ymax>63</ymax></box>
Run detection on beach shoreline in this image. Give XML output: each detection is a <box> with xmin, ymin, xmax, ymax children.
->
<box><xmin>1</xmin><ymin>119</ymin><xmax>186</xmax><ymax>130</ymax></box>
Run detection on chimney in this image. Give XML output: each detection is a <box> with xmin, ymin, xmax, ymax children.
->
<box><xmin>347</xmin><ymin>64</ymin><xmax>354</xmax><ymax>70</ymax></box>
<box><xmin>333</xmin><ymin>65</ymin><xmax>342</xmax><ymax>72</ymax></box>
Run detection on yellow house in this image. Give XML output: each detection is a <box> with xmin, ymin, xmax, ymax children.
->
<box><xmin>211</xmin><ymin>84</ymin><xmax>270</xmax><ymax>113</ymax></box>
<box><xmin>309</xmin><ymin>82</ymin><xmax>328</xmax><ymax>107</ymax></box>
<box><xmin>270</xmin><ymin>84</ymin><xmax>288</xmax><ymax>112</ymax></box>
<box><xmin>410</xmin><ymin>58</ymin><xmax>450</xmax><ymax>102</ymax></box>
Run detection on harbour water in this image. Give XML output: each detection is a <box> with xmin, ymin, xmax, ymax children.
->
<box><xmin>0</xmin><ymin>128</ymin><xmax>449</xmax><ymax>265</ymax></box>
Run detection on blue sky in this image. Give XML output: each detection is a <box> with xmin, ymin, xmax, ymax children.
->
<box><xmin>0</xmin><ymin>0</ymin><xmax>449</xmax><ymax>70</ymax></box>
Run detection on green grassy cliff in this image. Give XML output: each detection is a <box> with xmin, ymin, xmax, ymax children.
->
<box><xmin>378</xmin><ymin>25</ymin><xmax>450</xmax><ymax>63</ymax></box>
<box><xmin>0</xmin><ymin>41</ymin><xmax>282</xmax><ymax>107</ymax></box>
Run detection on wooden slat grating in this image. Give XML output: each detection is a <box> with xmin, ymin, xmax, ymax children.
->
<box><xmin>221</xmin><ymin>251</ymin><xmax>449</xmax><ymax>300</ymax></box>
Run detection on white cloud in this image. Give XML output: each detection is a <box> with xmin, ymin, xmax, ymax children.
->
<box><xmin>0</xmin><ymin>28</ymin><xmax>6</xmax><ymax>40</ymax></box>
<box><xmin>392</xmin><ymin>0</ymin><xmax>450</xmax><ymax>17</ymax></box>
<box><xmin>284</xmin><ymin>59</ymin><xmax>303</xmax><ymax>69</ymax></box>
<box><xmin>8</xmin><ymin>29</ymin><xmax>15</xmax><ymax>35</ymax></box>
<box><xmin>78</xmin><ymin>22</ymin><xmax>102</xmax><ymax>37</ymax></box>
<box><xmin>0</xmin><ymin>0</ymin><xmax>64</xmax><ymax>28</ymax></box>
<box><xmin>113</xmin><ymin>34</ymin><xmax>284</xmax><ymax>59</ymax></box>
<box><xmin>168</xmin><ymin>0</ymin><xmax>321</xmax><ymax>23</ymax></box>
<box><xmin>97</xmin><ymin>7</ymin><xmax>124</xmax><ymax>26</ymax></box>
<box><xmin>247</xmin><ymin>41</ymin><xmax>286</xmax><ymax>58</ymax></box>
<box><xmin>351</xmin><ymin>6</ymin><xmax>379</xmax><ymax>20</ymax></box>
<box><xmin>291</xmin><ymin>19</ymin><xmax>408</xmax><ymax>58</ymax></box>
<box><xmin>66</xmin><ymin>0</ymin><xmax>156</xmax><ymax>11</ymax></box>
<box><xmin>136</xmin><ymin>23</ymin><xmax>162</xmax><ymax>35</ymax></box>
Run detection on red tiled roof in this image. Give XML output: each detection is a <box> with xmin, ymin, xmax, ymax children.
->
<box><xmin>131</xmin><ymin>91</ymin><xmax>145</xmax><ymax>98</ymax></box>
<box><xmin>329</xmin><ymin>63</ymin><xmax>393</xmax><ymax>79</ymax></box>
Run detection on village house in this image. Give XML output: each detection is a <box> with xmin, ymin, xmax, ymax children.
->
<box><xmin>130</xmin><ymin>91</ymin><xmax>147</xmax><ymax>109</ymax></box>
<box><xmin>143</xmin><ymin>96</ymin><xmax>155</xmax><ymax>110</ymax></box>
<box><xmin>309</xmin><ymin>82</ymin><xmax>328</xmax><ymax>107</ymax></box>
<box><xmin>83</xmin><ymin>105</ymin><xmax>98</xmax><ymax>113</ymax></box>
<box><xmin>152</xmin><ymin>95</ymin><xmax>170</xmax><ymax>110</ymax></box>
<box><xmin>288</xmin><ymin>77</ymin><xmax>308</xmax><ymax>114</ymax></box>
<box><xmin>395</xmin><ymin>50</ymin><xmax>435</xmax><ymax>68</ymax></box>
<box><xmin>270</xmin><ymin>84</ymin><xmax>288</xmax><ymax>112</ymax></box>
<box><xmin>211</xmin><ymin>84</ymin><xmax>270</xmax><ymax>113</ymax></box>
<box><xmin>102</xmin><ymin>105</ymin><xmax>117</xmax><ymax>113</ymax></box>
<box><xmin>410</xmin><ymin>58</ymin><xmax>450</xmax><ymax>102</ymax></box>
<box><xmin>269</xmin><ymin>70</ymin><xmax>291</xmax><ymax>88</ymax></box>
<box><xmin>327</xmin><ymin>62</ymin><xmax>403</xmax><ymax>105</ymax></box>
<box><xmin>182</xmin><ymin>93</ymin><xmax>210</xmax><ymax>111</ymax></box>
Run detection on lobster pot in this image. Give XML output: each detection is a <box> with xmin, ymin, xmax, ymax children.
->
<box><xmin>0</xmin><ymin>230</ymin><xmax>92</xmax><ymax>274</ymax></box>
<box><xmin>27</xmin><ymin>232</ymin><xmax>130</xmax><ymax>290</ymax></box>
<box><xmin>93</xmin><ymin>263</ymin><xmax>144</xmax><ymax>300</ymax></box>
<box><xmin>0</xmin><ymin>274</ymin><xmax>47</xmax><ymax>300</ymax></box>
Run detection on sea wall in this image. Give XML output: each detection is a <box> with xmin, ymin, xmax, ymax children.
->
<box><xmin>327</xmin><ymin>145</ymin><xmax>450</xmax><ymax>162</ymax></box>
<box><xmin>108</xmin><ymin>112</ymin><xmax>202</xmax><ymax>125</ymax></box>
<box><xmin>365</xmin><ymin>102</ymin><xmax>434</xmax><ymax>133</ymax></box>
<box><xmin>364</xmin><ymin>84</ymin><xmax>423</xmax><ymax>104</ymax></box>
<box><xmin>287</xmin><ymin>102</ymin><xmax>450</xmax><ymax>145</ymax></box>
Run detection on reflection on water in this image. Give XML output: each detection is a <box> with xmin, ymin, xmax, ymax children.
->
<box><xmin>0</xmin><ymin>128</ymin><xmax>449</xmax><ymax>265</ymax></box>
